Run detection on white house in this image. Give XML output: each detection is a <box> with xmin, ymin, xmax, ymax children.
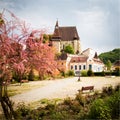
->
<box><xmin>69</xmin><ymin>48</ymin><xmax>104</xmax><ymax>75</ymax></box>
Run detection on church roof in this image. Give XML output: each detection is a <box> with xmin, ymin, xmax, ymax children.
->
<box><xmin>52</xmin><ymin>21</ymin><xmax>79</xmax><ymax>41</ymax></box>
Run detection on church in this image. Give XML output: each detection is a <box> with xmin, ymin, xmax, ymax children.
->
<box><xmin>50</xmin><ymin>21</ymin><xmax>82</xmax><ymax>54</ymax></box>
<box><xmin>50</xmin><ymin>21</ymin><xmax>104</xmax><ymax>74</ymax></box>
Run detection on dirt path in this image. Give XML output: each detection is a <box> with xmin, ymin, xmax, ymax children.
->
<box><xmin>10</xmin><ymin>77</ymin><xmax>120</xmax><ymax>104</ymax></box>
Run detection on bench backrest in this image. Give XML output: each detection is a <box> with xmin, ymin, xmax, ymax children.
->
<box><xmin>82</xmin><ymin>86</ymin><xmax>94</xmax><ymax>91</ymax></box>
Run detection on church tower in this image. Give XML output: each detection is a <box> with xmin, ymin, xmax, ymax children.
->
<box><xmin>51</xmin><ymin>21</ymin><xmax>82</xmax><ymax>54</ymax></box>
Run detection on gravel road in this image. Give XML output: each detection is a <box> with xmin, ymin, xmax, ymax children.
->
<box><xmin>10</xmin><ymin>77</ymin><xmax>120</xmax><ymax>104</ymax></box>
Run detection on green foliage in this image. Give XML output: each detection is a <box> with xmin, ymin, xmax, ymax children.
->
<box><xmin>14</xmin><ymin>85</ymin><xmax>120</xmax><ymax>120</ymax></box>
<box><xmin>81</xmin><ymin>70</ymin><xmax>88</xmax><ymax>76</ymax></box>
<box><xmin>75</xmin><ymin>93</ymin><xmax>85</xmax><ymax>106</ymax></box>
<box><xmin>87</xmin><ymin>69</ymin><xmax>94</xmax><ymax>76</ymax></box>
<box><xmin>60</xmin><ymin>71</ymin><xmax>66</xmax><ymax>77</ymax></box>
<box><xmin>94</xmin><ymin>71</ymin><xmax>105</xmax><ymax>76</ymax></box>
<box><xmin>88</xmin><ymin>99</ymin><xmax>111</xmax><ymax>120</ymax></box>
<box><xmin>88</xmin><ymin>89</ymin><xmax>120</xmax><ymax>120</ymax></box>
<box><xmin>106</xmin><ymin>60</ymin><xmax>112</xmax><ymax>71</ymax></box>
<box><xmin>43</xmin><ymin>34</ymin><xmax>50</xmax><ymax>43</ymax></box>
<box><xmin>107</xmin><ymin>91</ymin><xmax>120</xmax><ymax>119</ymax></box>
<box><xmin>114</xmin><ymin>68</ymin><xmax>120</xmax><ymax>76</ymax></box>
<box><xmin>66</xmin><ymin>70</ymin><xmax>75</xmax><ymax>76</ymax></box>
<box><xmin>64</xmin><ymin>44</ymin><xmax>74</xmax><ymax>54</ymax></box>
<box><xmin>15</xmin><ymin>102</ymin><xmax>31</xmax><ymax>119</ymax></box>
<box><xmin>99</xmin><ymin>48</ymin><xmax>120</xmax><ymax>64</ymax></box>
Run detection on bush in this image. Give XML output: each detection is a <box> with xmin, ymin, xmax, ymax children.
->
<box><xmin>15</xmin><ymin>102</ymin><xmax>31</xmax><ymax>119</ymax></box>
<box><xmin>81</xmin><ymin>70</ymin><xmax>87</xmax><ymax>77</ymax></box>
<box><xmin>88</xmin><ymin>90</ymin><xmax>120</xmax><ymax>120</ymax></box>
<box><xmin>75</xmin><ymin>93</ymin><xmax>86</xmax><ymax>106</ymax></box>
<box><xmin>94</xmin><ymin>71</ymin><xmax>105</xmax><ymax>76</ymax></box>
<box><xmin>107</xmin><ymin>91</ymin><xmax>120</xmax><ymax>119</ymax></box>
<box><xmin>88</xmin><ymin>99</ymin><xmax>111</xmax><ymax>120</ymax></box>
<box><xmin>102</xmin><ymin>86</ymin><xmax>114</xmax><ymax>96</ymax></box>
<box><xmin>87</xmin><ymin>69</ymin><xmax>94</xmax><ymax>76</ymax></box>
<box><xmin>66</xmin><ymin>70</ymin><xmax>75</xmax><ymax>76</ymax></box>
<box><xmin>60</xmin><ymin>71</ymin><xmax>66</xmax><ymax>77</ymax></box>
<box><xmin>113</xmin><ymin>68</ymin><xmax>120</xmax><ymax>76</ymax></box>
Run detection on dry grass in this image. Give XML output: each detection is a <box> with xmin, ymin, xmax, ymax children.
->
<box><xmin>7</xmin><ymin>80</ymin><xmax>51</xmax><ymax>96</ymax></box>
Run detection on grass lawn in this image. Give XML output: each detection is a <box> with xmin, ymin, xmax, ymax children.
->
<box><xmin>7</xmin><ymin>81</ymin><xmax>51</xmax><ymax>96</ymax></box>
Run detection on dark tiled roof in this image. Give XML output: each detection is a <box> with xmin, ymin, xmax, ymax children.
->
<box><xmin>52</xmin><ymin>21</ymin><xmax>79</xmax><ymax>41</ymax></box>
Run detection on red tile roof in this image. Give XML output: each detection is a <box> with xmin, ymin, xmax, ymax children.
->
<box><xmin>70</xmin><ymin>56</ymin><xmax>88</xmax><ymax>63</ymax></box>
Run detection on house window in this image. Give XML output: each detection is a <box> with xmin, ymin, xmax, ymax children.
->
<box><xmin>89</xmin><ymin>64</ymin><xmax>92</xmax><ymax>70</ymax></box>
<box><xmin>71</xmin><ymin>65</ymin><xmax>73</xmax><ymax>70</ymax></box>
<box><xmin>75</xmin><ymin>65</ymin><xmax>77</xmax><ymax>70</ymax></box>
<box><xmin>83</xmin><ymin>65</ymin><xmax>86</xmax><ymax>70</ymax></box>
<box><xmin>79</xmin><ymin>65</ymin><xmax>81</xmax><ymax>70</ymax></box>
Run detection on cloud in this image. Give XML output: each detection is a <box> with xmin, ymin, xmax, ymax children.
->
<box><xmin>0</xmin><ymin>0</ymin><xmax>119</xmax><ymax>54</ymax></box>
<box><xmin>73</xmin><ymin>8</ymin><xmax>108</xmax><ymax>45</ymax></box>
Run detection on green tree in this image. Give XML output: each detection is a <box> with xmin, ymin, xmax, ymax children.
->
<box><xmin>99</xmin><ymin>48</ymin><xmax>120</xmax><ymax>64</ymax></box>
<box><xmin>106</xmin><ymin>60</ymin><xmax>112</xmax><ymax>71</ymax></box>
<box><xmin>64</xmin><ymin>45</ymin><xmax>74</xmax><ymax>54</ymax></box>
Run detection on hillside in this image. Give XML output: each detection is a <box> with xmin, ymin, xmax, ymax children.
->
<box><xmin>99</xmin><ymin>48</ymin><xmax>120</xmax><ymax>64</ymax></box>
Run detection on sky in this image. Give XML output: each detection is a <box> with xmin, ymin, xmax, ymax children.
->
<box><xmin>0</xmin><ymin>0</ymin><xmax>120</xmax><ymax>54</ymax></box>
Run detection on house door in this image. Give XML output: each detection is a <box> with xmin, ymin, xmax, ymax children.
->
<box><xmin>89</xmin><ymin>64</ymin><xmax>92</xmax><ymax>70</ymax></box>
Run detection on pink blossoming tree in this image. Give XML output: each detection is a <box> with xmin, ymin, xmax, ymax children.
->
<box><xmin>0</xmin><ymin>10</ymin><xmax>57</xmax><ymax>119</ymax></box>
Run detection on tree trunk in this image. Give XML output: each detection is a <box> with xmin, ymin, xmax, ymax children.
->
<box><xmin>0</xmin><ymin>82</ymin><xmax>16</xmax><ymax>120</ymax></box>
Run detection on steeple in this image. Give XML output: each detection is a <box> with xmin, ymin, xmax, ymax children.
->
<box><xmin>55</xmin><ymin>20</ymin><xmax>59</xmax><ymax>28</ymax></box>
<box><xmin>94</xmin><ymin>52</ymin><xmax>98</xmax><ymax>58</ymax></box>
<box><xmin>53</xmin><ymin>20</ymin><xmax>60</xmax><ymax>38</ymax></box>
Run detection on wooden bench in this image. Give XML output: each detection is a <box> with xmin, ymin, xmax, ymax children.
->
<box><xmin>81</xmin><ymin>86</ymin><xmax>94</xmax><ymax>93</ymax></box>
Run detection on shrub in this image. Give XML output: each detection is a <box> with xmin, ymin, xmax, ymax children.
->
<box><xmin>114</xmin><ymin>84</ymin><xmax>120</xmax><ymax>92</ymax></box>
<box><xmin>87</xmin><ymin>69</ymin><xmax>94</xmax><ymax>76</ymax></box>
<box><xmin>107</xmin><ymin>91</ymin><xmax>120</xmax><ymax>119</ymax></box>
<box><xmin>75</xmin><ymin>93</ymin><xmax>86</xmax><ymax>107</ymax></box>
<box><xmin>94</xmin><ymin>71</ymin><xmax>105</xmax><ymax>76</ymax></box>
<box><xmin>63</xmin><ymin>97</ymin><xmax>73</xmax><ymax>106</ymax></box>
<box><xmin>113</xmin><ymin>68</ymin><xmax>120</xmax><ymax>76</ymax></box>
<box><xmin>88</xmin><ymin>99</ymin><xmax>111</xmax><ymax>120</ymax></box>
<box><xmin>102</xmin><ymin>86</ymin><xmax>114</xmax><ymax>96</ymax></box>
<box><xmin>81</xmin><ymin>70</ymin><xmax>87</xmax><ymax>77</ymax></box>
<box><xmin>66</xmin><ymin>70</ymin><xmax>75</xmax><ymax>76</ymax></box>
<box><xmin>15</xmin><ymin>102</ymin><xmax>31</xmax><ymax>119</ymax></box>
<box><xmin>60</xmin><ymin>71</ymin><xmax>66</xmax><ymax>77</ymax></box>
